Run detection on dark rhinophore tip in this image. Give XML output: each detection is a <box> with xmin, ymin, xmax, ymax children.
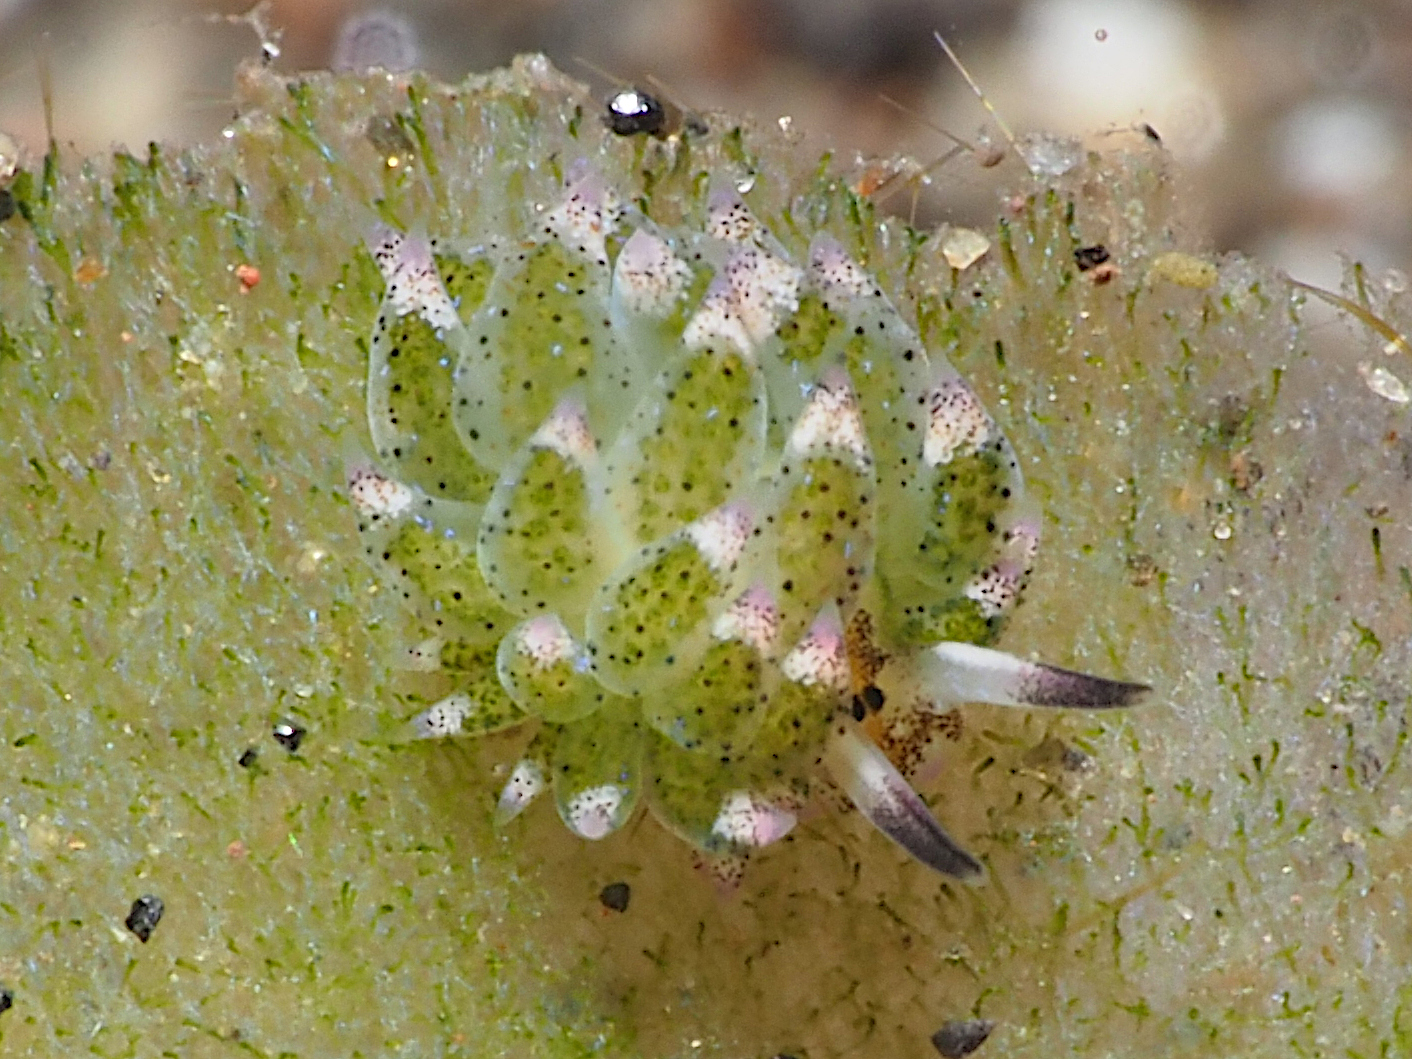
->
<box><xmin>125</xmin><ymin>894</ymin><xmax>165</xmax><ymax>943</ymax></box>
<box><xmin>931</xmin><ymin>1019</ymin><xmax>995</xmax><ymax>1057</ymax></box>
<box><xmin>825</xmin><ymin>724</ymin><xmax>983</xmax><ymax>881</ymax></box>
<box><xmin>925</xmin><ymin>642</ymin><xmax>1150</xmax><ymax>711</ymax></box>
<box><xmin>1020</xmin><ymin>663</ymin><xmax>1150</xmax><ymax>709</ymax></box>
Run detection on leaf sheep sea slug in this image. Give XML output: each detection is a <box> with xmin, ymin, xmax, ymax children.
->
<box><xmin>348</xmin><ymin>119</ymin><xmax>1148</xmax><ymax>884</ymax></box>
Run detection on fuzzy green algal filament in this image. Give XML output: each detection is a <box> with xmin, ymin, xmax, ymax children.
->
<box><xmin>354</xmin><ymin>153</ymin><xmax>1149</xmax><ymax>881</ymax></box>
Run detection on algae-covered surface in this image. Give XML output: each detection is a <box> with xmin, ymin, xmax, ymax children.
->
<box><xmin>2</xmin><ymin>56</ymin><xmax>1410</xmax><ymax>1058</ymax></box>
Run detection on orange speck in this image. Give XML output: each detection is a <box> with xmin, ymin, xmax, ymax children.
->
<box><xmin>235</xmin><ymin>262</ymin><xmax>260</xmax><ymax>293</ymax></box>
<box><xmin>854</xmin><ymin>164</ymin><xmax>892</xmax><ymax>197</ymax></box>
<box><xmin>226</xmin><ymin>840</ymin><xmax>248</xmax><ymax>859</ymax></box>
<box><xmin>74</xmin><ymin>257</ymin><xmax>107</xmax><ymax>284</ymax></box>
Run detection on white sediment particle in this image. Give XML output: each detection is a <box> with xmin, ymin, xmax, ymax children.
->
<box><xmin>964</xmin><ymin>563</ymin><xmax>1024</xmax><ymax>617</ymax></box>
<box><xmin>564</xmin><ymin>784</ymin><xmax>626</xmax><ymax>839</ymax></box>
<box><xmin>788</xmin><ymin>373</ymin><xmax>871</xmax><ymax>466</ymax></box>
<box><xmin>808</xmin><ymin>237</ymin><xmax>873</xmax><ymax>299</ymax></box>
<box><xmin>682</xmin><ymin>245</ymin><xmax>802</xmax><ymax>356</ymax></box>
<box><xmin>530</xmin><ymin>398</ymin><xmax>597</xmax><ymax>463</ymax></box>
<box><xmin>496</xmin><ymin>759</ymin><xmax>546</xmax><ymax>822</ymax></box>
<box><xmin>613</xmin><ymin>229</ymin><xmax>691</xmax><ymax>316</ymax></box>
<box><xmin>711</xmin><ymin>586</ymin><xmax>781</xmax><ymax>654</ymax></box>
<box><xmin>348</xmin><ymin>466</ymin><xmax>415</xmax><ymax>518</ymax></box>
<box><xmin>711</xmin><ymin>791</ymin><xmax>797</xmax><ymax>848</ymax></box>
<box><xmin>781</xmin><ymin>613</ymin><xmax>850</xmax><ymax>691</ymax></box>
<box><xmin>685</xmin><ymin>504</ymin><xmax>753</xmax><ymax>573</ymax></box>
<box><xmin>544</xmin><ymin>167</ymin><xmax>622</xmax><ymax>265</ymax></box>
<box><xmin>923</xmin><ymin>378</ymin><xmax>993</xmax><ymax>465</ymax></box>
<box><xmin>412</xmin><ymin>693</ymin><xmax>474</xmax><ymax>738</ymax></box>
<box><xmin>1359</xmin><ymin>362</ymin><xmax>1411</xmax><ymax>404</ymax></box>
<box><xmin>513</xmin><ymin>614</ymin><xmax>579</xmax><ymax>670</ymax></box>
<box><xmin>941</xmin><ymin>227</ymin><xmax>991</xmax><ymax>270</ymax></box>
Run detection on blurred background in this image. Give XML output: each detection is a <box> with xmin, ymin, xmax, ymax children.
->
<box><xmin>0</xmin><ymin>0</ymin><xmax>1408</xmax><ymax>288</ymax></box>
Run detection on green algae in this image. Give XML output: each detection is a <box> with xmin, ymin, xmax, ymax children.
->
<box><xmin>1</xmin><ymin>54</ymin><xmax>1410</xmax><ymax>1059</ymax></box>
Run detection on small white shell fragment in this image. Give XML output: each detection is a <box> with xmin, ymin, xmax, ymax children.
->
<box><xmin>940</xmin><ymin>227</ymin><xmax>991</xmax><ymax>270</ymax></box>
<box><xmin>1358</xmin><ymin>362</ymin><xmax>1411</xmax><ymax>404</ymax></box>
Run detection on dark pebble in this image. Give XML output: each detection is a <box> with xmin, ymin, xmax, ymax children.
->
<box><xmin>599</xmin><ymin>882</ymin><xmax>631</xmax><ymax>913</ymax></box>
<box><xmin>125</xmin><ymin>894</ymin><xmax>165</xmax><ymax>943</ymax></box>
<box><xmin>0</xmin><ymin>987</ymin><xmax>12</xmax><ymax>1014</ymax></box>
<box><xmin>931</xmin><ymin>1019</ymin><xmax>994</xmax><ymax>1058</ymax></box>
<box><xmin>1073</xmin><ymin>245</ymin><xmax>1111</xmax><ymax>272</ymax></box>
<box><xmin>237</xmin><ymin>747</ymin><xmax>259</xmax><ymax>768</ymax></box>
<box><xmin>272</xmin><ymin>721</ymin><xmax>306</xmax><ymax>752</ymax></box>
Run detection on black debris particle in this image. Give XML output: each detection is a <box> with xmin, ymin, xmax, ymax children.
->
<box><xmin>125</xmin><ymin>894</ymin><xmax>165</xmax><ymax>943</ymax></box>
<box><xmin>931</xmin><ymin>1019</ymin><xmax>994</xmax><ymax>1058</ymax></box>
<box><xmin>272</xmin><ymin>721</ymin><xmax>306</xmax><ymax>752</ymax></box>
<box><xmin>862</xmin><ymin>685</ymin><xmax>885</xmax><ymax>711</ymax></box>
<box><xmin>599</xmin><ymin>881</ymin><xmax>631</xmax><ymax>912</ymax></box>
<box><xmin>0</xmin><ymin>986</ymin><xmax>12</xmax><ymax>1014</ymax></box>
<box><xmin>1141</xmin><ymin>122</ymin><xmax>1162</xmax><ymax>143</ymax></box>
<box><xmin>237</xmin><ymin>747</ymin><xmax>259</xmax><ymax>768</ymax></box>
<box><xmin>1073</xmin><ymin>245</ymin><xmax>1110</xmax><ymax>271</ymax></box>
<box><xmin>604</xmin><ymin>88</ymin><xmax>666</xmax><ymax>137</ymax></box>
